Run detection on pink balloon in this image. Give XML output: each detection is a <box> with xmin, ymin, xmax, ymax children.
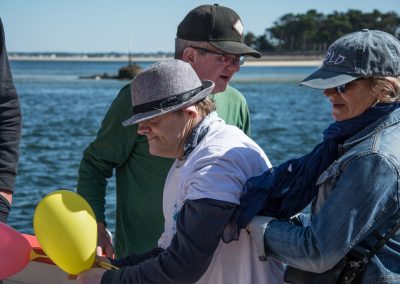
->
<box><xmin>0</xmin><ymin>223</ymin><xmax>32</xmax><ymax>280</ymax></box>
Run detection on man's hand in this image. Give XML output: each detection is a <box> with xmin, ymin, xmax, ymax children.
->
<box><xmin>96</xmin><ymin>222</ymin><xmax>114</xmax><ymax>258</ymax></box>
<box><xmin>77</xmin><ymin>268</ymin><xmax>106</xmax><ymax>284</ymax></box>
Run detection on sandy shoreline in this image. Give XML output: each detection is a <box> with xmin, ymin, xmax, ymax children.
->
<box><xmin>244</xmin><ymin>60</ymin><xmax>321</xmax><ymax>67</ymax></box>
<box><xmin>9</xmin><ymin>55</ymin><xmax>322</xmax><ymax>67</ymax></box>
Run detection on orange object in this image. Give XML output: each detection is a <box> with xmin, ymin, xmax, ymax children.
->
<box><xmin>22</xmin><ymin>234</ymin><xmax>54</xmax><ymax>265</ymax></box>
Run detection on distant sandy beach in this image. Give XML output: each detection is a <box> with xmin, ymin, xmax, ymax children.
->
<box><xmin>245</xmin><ymin>59</ymin><xmax>321</xmax><ymax>67</ymax></box>
<box><xmin>9</xmin><ymin>55</ymin><xmax>322</xmax><ymax>67</ymax></box>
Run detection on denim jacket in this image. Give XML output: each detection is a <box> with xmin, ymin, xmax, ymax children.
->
<box><xmin>263</xmin><ymin>108</ymin><xmax>400</xmax><ymax>283</ymax></box>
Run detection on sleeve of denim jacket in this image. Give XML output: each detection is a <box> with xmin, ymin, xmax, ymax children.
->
<box><xmin>77</xmin><ymin>84</ymin><xmax>137</xmax><ymax>222</ymax></box>
<box><xmin>263</xmin><ymin>153</ymin><xmax>398</xmax><ymax>273</ymax></box>
<box><xmin>101</xmin><ymin>198</ymin><xmax>236</xmax><ymax>284</ymax></box>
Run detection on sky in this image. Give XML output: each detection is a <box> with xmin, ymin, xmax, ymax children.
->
<box><xmin>2</xmin><ymin>0</ymin><xmax>400</xmax><ymax>53</ymax></box>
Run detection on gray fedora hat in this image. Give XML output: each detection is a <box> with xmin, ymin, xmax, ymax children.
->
<box><xmin>301</xmin><ymin>29</ymin><xmax>400</xmax><ymax>89</ymax></box>
<box><xmin>122</xmin><ymin>59</ymin><xmax>214</xmax><ymax>126</ymax></box>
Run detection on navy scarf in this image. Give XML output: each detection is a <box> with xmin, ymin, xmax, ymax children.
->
<box><xmin>223</xmin><ymin>103</ymin><xmax>400</xmax><ymax>242</ymax></box>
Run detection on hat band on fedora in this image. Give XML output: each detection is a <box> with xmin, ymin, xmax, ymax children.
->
<box><xmin>132</xmin><ymin>86</ymin><xmax>204</xmax><ymax>115</ymax></box>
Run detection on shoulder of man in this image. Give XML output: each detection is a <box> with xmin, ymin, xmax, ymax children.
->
<box><xmin>99</xmin><ymin>83</ymin><xmax>134</xmax><ymax>128</ymax></box>
<box><xmin>107</xmin><ymin>83</ymin><xmax>133</xmax><ymax>114</ymax></box>
<box><xmin>117</xmin><ymin>83</ymin><xmax>131</xmax><ymax>100</ymax></box>
<box><xmin>214</xmin><ymin>85</ymin><xmax>248</xmax><ymax>105</ymax></box>
<box><xmin>224</xmin><ymin>85</ymin><xmax>246</xmax><ymax>99</ymax></box>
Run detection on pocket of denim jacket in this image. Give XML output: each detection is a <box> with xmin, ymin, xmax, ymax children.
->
<box><xmin>313</xmin><ymin>161</ymin><xmax>341</xmax><ymax>214</ymax></box>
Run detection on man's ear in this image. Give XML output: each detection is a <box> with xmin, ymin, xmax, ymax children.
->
<box><xmin>182</xmin><ymin>105</ymin><xmax>199</xmax><ymax>119</ymax></box>
<box><xmin>182</xmin><ymin>47</ymin><xmax>196</xmax><ymax>64</ymax></box>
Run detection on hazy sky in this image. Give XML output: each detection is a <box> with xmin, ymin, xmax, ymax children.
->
<box><xmin>2</xmin><ymin>0</ymin><xmax>399</xmax><ymax>53</ymax></box>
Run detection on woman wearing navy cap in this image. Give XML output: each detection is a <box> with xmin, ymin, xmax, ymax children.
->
<box><xmin>224</xmin><ymin>29</ymin><xmax>400</xmax><ymax>283</ymax></box>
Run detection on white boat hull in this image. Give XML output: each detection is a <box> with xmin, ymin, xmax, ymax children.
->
<box><xmin>4</xmin><ymin>260</ymin><xmax>76</xmax><ymax>284</ymax></box>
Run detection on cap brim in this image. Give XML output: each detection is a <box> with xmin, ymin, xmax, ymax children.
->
<box><xmin>300</xmin><ymin>67</ymin><xmax>362</xmax><ymax>89</ymax></box>
<box><xmin>210</xmin><ymin>41</ymin><xmax>261</xmax><ymax>58</ymax></box>
<box><xmin>122</xmin><ymin>80</ymin><xmax>214</xmax><ymax>126</ymax></box>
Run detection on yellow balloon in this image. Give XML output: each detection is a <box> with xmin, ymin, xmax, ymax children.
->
<box><xmin>33</xmin><ymin>190</ymin><xmax>97</xmax><ymax>275</ymax></box>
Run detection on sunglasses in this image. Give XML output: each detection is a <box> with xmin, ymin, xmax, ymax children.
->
<box><xmin>335</xmin><ymin>84</ymin><xmax>347</xmax><ymax>94</ymax></box>
<box><xmin>191</xmin><ymin>46</ymin><xmax>246</xmax><ymax>66</ymax></box>
<box><xmin>334</xmin><ymin>78</ymin><xmax>369</xmax><ymax>94</ymax></box>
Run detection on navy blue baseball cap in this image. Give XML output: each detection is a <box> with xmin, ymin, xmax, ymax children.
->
<box><xmin>301</xmin><ymin>29</ymin><xmax>400</xmax><ymax>89</ymax></box>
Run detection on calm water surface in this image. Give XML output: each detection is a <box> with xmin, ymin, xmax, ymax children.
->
<box><xmin>8</xmin><ymin>60</ymin><xmax>332</xmax><ymax>235</ymax></box>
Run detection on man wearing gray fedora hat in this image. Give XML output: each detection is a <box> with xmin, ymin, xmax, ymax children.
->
<box><xmin>77</xmin><ymin>4</ymin><xmax>262</xmax><ymax>259</ymax></box>
<box><xmin>78</xmin><ymin>59</ymin><xmax>284</xmax><ymax>284</ymax></box>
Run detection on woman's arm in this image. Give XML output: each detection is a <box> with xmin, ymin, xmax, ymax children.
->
<box><xmin>261</xmin><ymin>153</ymin><xmax>398</xmax><ymax>272</ymax></box>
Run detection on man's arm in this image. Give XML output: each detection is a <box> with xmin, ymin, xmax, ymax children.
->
<box><xmin>99</xmin><ymin>198</ymin><xmax>236</xmax><ymax>284</ymax></box>
<box><xmin>77</xmin><ymin>84</ymin><xmax>137</xmax><ymax>255</ymax></box>
<box><xmin>0</xmin><ymin>18</ymin><xmax>22</xmax><ymax>223</ymax></box>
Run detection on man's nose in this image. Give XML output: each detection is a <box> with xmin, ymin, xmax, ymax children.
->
<box><xmin>137</xmin><ymin>124</ymin><xmax>150</xmax><ymax>135</ymax></box>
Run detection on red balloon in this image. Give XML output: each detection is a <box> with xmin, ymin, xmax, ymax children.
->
<box><xmin>0</xmin><ymin>223</ymin><xmax>32</xmax><ymax>280</ymax></box>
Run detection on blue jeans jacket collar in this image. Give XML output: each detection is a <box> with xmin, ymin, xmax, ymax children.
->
<box><xmin>343</xmin><ymin>108</ymin><xmax>400</xmax><ymax>151</ymax></box>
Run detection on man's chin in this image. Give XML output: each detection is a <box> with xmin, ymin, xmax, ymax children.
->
<box><xmin>149</xmin><ymin>149</ymin><xmax>160</xmax><ymax>156</ymax></box>
<box><xmin>149</xmin><ymin>149</ymin><xmax>170</xmax><ymax>158</ymax></box>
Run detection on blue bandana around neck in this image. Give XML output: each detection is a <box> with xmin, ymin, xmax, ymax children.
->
<box><xmin>182</xmin><ymin>112</ymin><xmax>221</xmax><ymax>160</ymax></box>
<box><xmin>223</xmin><ymin>103</ymin><xmax>400</xmax><ymax>242</ymax></box>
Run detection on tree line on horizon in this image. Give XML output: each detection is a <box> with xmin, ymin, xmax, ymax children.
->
<box><xmin>244</xmin><ymin>9</ymin><xmax>400</xmax><ymax>54</ymax></box>
<box><xmin>9</xmin><ymin>9</ymin><xmax>400</xmax><ymax>57</ymax></box>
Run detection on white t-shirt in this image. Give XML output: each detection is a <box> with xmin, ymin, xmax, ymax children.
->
<box><xmin>158</xmin><ymin>120</ymin><xmax>284</xmax><ymax>284</ymax></box>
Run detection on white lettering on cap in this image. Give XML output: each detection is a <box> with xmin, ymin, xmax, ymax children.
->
<box><xmin>233</xmin><ymin>19</ymin><xmax>244</xmax><ymax>36</ymax></box>
<box><xmin>324</xmin><ymin>51</ymin><xmax>346</xmax><ymax>65</ymax></box>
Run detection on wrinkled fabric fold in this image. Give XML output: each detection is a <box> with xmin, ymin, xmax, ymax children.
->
<box><xmin>0</xmin><ymin>194</ymin><xmax>10</xmax><ymax>223</ymax></box>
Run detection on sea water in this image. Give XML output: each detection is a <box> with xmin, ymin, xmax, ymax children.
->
<box><xmin>7</xmin><ymin>60</ymin><xmax>332</xmax><ymax>235</ymax></box>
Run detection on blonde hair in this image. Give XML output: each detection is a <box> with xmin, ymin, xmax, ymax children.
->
<box><xmin>194</xmin><ymin>96</ymin><xmax>216</xmax><ymax>117</ymax></box>
<box><xmin>175</xmin><ymin>97</ymin><xmax>215</xmax><ymax>118</ymax></box>
<box><xmin>370</xmin><ymin>76</ymin><xmax>400</xmax><ymax>103</ymax></box>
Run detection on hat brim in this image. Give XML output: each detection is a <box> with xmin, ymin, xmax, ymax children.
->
<box><xmin>122</xmin><ymin>80</ymin><xmax>214</xmax><ymax>126</ymax></box>
<box><xmin>300</xmin><ymin>67</ymin><xmax>362</xmax><ymax>89</ymax></box>
<box><xmin>210</xmin><ymin>41</ymin><xmax>261</xmax><ymax>58</ymax></box>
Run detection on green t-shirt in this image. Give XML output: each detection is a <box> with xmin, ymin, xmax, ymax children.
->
<box><xmin>212</xmin><ymin>86</ymin><xmax>251</xmax><ymax>136</ymax></box>
<box><xmin>77</xmin><ymin>84</ymin><xmax>251</xmax><ymax>257</ymax></box>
